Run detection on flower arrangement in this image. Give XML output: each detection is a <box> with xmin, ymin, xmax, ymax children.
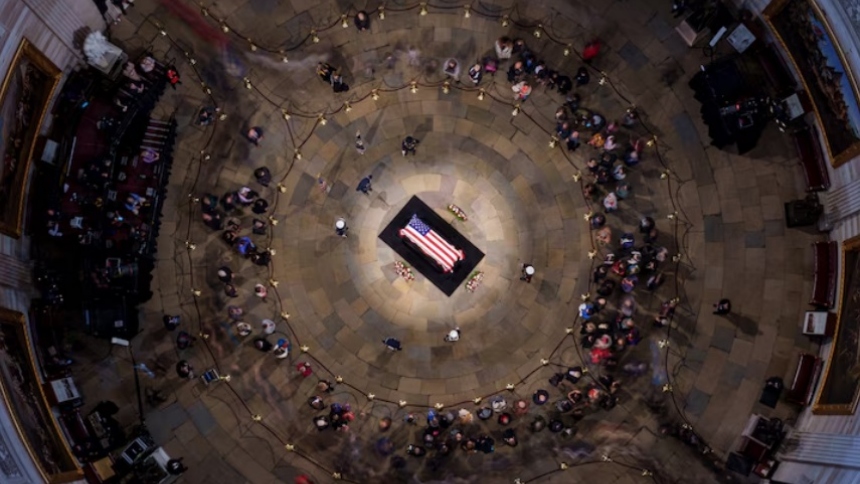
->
<box><xmin>394</xmin><ymin>261</ymin><xmax>415</xmax><ymax>281</ymax></box>
<box><xmin>448</xmin><ymin>204</ymin><xmax>468</xmax><ymax>222</ymax></box>
<box><xmin>465</xmin><ymin>271</ymin><xmax>484</xmax><ymax>292</ymax></box>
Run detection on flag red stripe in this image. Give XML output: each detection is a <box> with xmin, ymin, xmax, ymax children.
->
<box><xmin>403</xmin><ymin>227</ymin><xmax>455</xmax><ymax>268</ymax></box>
<box><xmin>424</xmin><ymin>230</ymin><xmax>464</xmax><ymax>264</ymax></box>
<box><xmin>401</xmin><ymin>227</ymin><xmax>457</xmax><ymax>271</ymax></box>
<box><xmin>426</xmin><ymin>231</ymin><xmax>464</xmax><ymax>261</ymax></box>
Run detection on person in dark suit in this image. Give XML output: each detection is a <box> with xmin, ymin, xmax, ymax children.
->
<box><xmin>354</xmin><ymin>11</ymin><xmax>371</xmax><ymax>31</ymax></box>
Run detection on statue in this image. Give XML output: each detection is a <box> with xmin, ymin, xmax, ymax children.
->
<box><xmin>83</xmin><ymin>31</ymin><xmax>112</xmax><ymax>68</ymax></box>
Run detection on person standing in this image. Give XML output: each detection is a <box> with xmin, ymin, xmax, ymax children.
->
<box><xmin>166</xmin><ymin>458</ymin><xmax>187</xmax><ymax>475</ymax></box>
<box><xmin>443</xmin><ymin>59</ymin><xmax>461</xmax><ymax>82</ymax></box>
<box><xmin>383</xmin><ymin>337</ymin><xmax>403</xmax><ymax>351</ymax></box>
<box><xmin>468</xmin><ymin>63</ymin><xmax>483</xmax><ymax>85</ymax></box>
<box><xmin>623</xmin><ymin>108</ymin><xmax>639</xmax><ymax>127</ymax></box>
<box><xmin>254</xmin><ymin>167</ymin><xmax>272</xmax><ymax>187</ymax></box>
<box><xmin>246</xmin><ymin>127</ymin><xmax>264</xmax><ymax>146</ymax></box>
<box><xmin>176</xmin><ymin>331</ymin><xmax>196</xmax><ymax>350</ymax></box>
<box><xmin>252</xmin><ymin>198</ymin><xmax>269</xmax><ymax>214</ymax></box>
<box><xmin>495</xmin><ymin>37</ymin><xmax>513</xmax><ymax>59</ymax></box>
<box><xmin>520</xmin><ymin>264</ymin><xmax>535</xmax><ymax>283</ymax></box>
<box><xmin>640</xmin><ymin>216</ymin><xmax>655</xmax><ymax>234</ymax></box>
<box><xmin>356</xmin><ymin>175</ymin><xmax>373</xmax><ymax>194</ymax></box>
<box><xmin>317</xmin><ymin>62</ymin><xmax>334</xmax><ymax>83</ymax></box>
<box><xmin>254</xmin><ymin>283</ymin><xmax>268</xmax><ymax>301</ymax></box>
<box><xmin>354</xmin><ymin>11</ymin><xmax>370</xmax><ymax>31</ymax></box>
<box><xmin>567</xmin><ymin>131</ymin><xmax>580</xmax><ymax>152</ymax></box>
<box><xmin>603</xmin><ymin>192</ymin><xmax>618</xmax><ymax>212</ymax></box>
<box><xmin>575</xmin><ymin>67</ymin><xmax>590</xmax><ymax>86</ymax></box>
<box><xmin>297</xmin><ymin>362</ymin><xmax>313</xmax><ymax>377</ymax></box>
<box><xmin>335</xmin><ymin>219</ymin><xmax>348</xmax><ymax>237</ymax></box>
<box><xmin>355</xmin><ymin>131</ymin><xmax>366</xmax><ymax>155</ymax></box>
<box><xmin>163</xmin><ymin>315</ymin><xmax>180</xmax><ymax>331</ymax></box>
<box><xmin>582</xmin><ymin>40</ymin><xmax>601</xmax><ymax>63</ymax></box>
<box><xmin>176</xmin><ymin>360</ymin><xmax>194</xmax><ymax>379</ymax></box>
<box><xmin>713</xmin><ymin>299</ymin><xmax>732</xmax><ymax>315</ymax></box>
<box><xmin>331</xmin><ymin>73</ymin><xmax>349</xmax><ymax>93</ymax></box>
<box><xmin>166</xmin><ymin>66</ymin><xmax>181</xmax><ymax>89</ymax></box>
<box><xmin>253</xmin><ymin>337</ymin><xmax>273</xmax><ymax>352</ymax></box>
<box><xmin>402</xmin><ymin>136</ymin><xmax>419</xmax><ymax>156</ymax></box>
<box><xmin>444</xmin><ymin>327</ymin><xmax>461</xmax><ymax>342</ymax></box>
<box><xmin>512</xmin><ymin>81</ymin><xmax>532</xmax><ymax>102</ymax></box>
<box><xmin>217</xmin><ymin>266</ymin><xmax>233</xmax><ymax>283</ymax></box>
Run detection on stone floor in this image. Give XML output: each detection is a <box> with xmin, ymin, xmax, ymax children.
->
<box><xmin>68</xmin><ymin>0</ymin><xmax>824</xmax><ymax>482</ymax></box>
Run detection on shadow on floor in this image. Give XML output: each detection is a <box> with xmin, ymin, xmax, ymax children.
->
<box><xmin>724</xmin><ymin>313</ymin><xmax>761</xmax><ymax>336</ymax></box>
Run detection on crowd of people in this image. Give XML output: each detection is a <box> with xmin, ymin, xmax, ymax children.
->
<box><xmin>168</xmin><ymin>166</ymin><xmax>292</xmax><ymax>380</ymax></box>
<box><xmin>166</xmin><ymin>19</ymin><xmax>703</xmax><ymax>480</ymax></box>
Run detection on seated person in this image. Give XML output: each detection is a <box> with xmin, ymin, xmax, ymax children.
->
<box><xmin>124</xmin><ymin>193</ymin><xmax>147</xmax><ymax>215</ymax></box>
<box><xmin>140</xmin><ymin>148</ymin><xmax>160</xmax><ymax>163</ymax></box>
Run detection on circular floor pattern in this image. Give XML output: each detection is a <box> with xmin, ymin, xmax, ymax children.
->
<box><xmin>110</xmin><ymin>2</ymin><xmax>792</xmax><ymax>482</ymax></box>
<box><xmin>267</xmin><ymin>103</ymin><xmax>602</xmax><ymax>398</ymax></box>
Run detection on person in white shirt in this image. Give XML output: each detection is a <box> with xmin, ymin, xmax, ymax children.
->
<box><xmin>444</xmin><ymin>327</ymin><xmax>461</xmax><ymax>342</ymax></box>
<box><xmin>495</xmin><ymin>37</ymin><xmax>513</xmax><ymax>59</ymax></box>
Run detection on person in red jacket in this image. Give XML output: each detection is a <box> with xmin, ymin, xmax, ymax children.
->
<box><xmin>582</xmin><ymin>40</ymin><xmax>601</xmax><ymax>63</ymax></box>
<box><xmin>166</xmin><ymin>66</ymin><xmax>181</xmax><ymax>89</ymax></box>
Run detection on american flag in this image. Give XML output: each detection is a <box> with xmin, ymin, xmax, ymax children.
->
<box><xmin>399</xmin><ymin>215</ymin><xmax>465</xmax><ymax>273</ymax></box>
